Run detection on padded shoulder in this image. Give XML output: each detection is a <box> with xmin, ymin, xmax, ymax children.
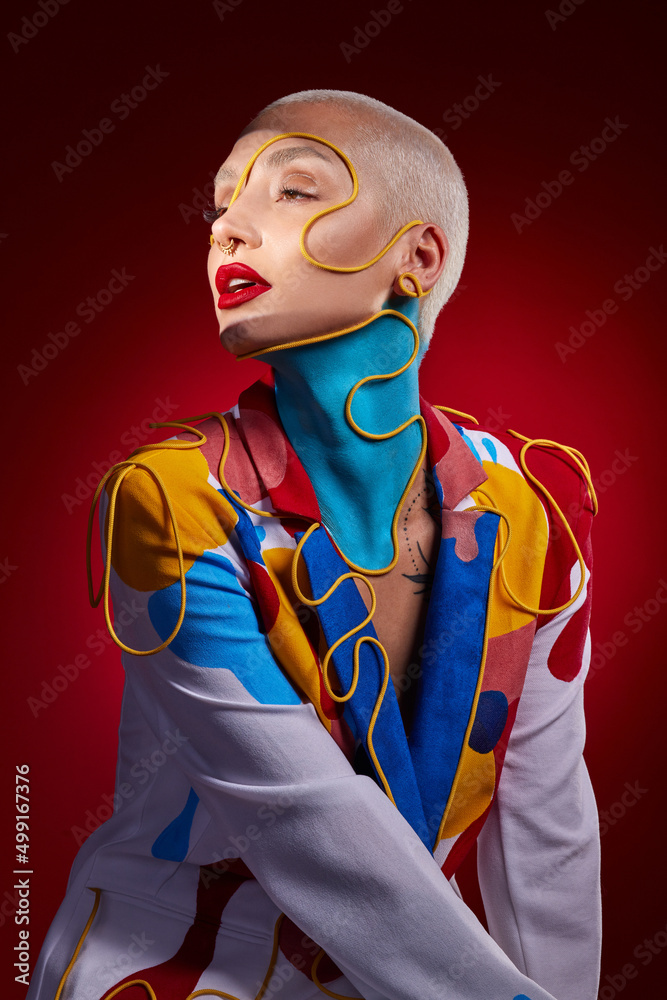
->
<box><xmin>453</xmin><ymin>416</ymin><xmax>596</xmax><ymax>529</ymax></box>
<box><xmin>101</xmin><ymin>423</ymin><xmax>238</xmax><ymax>593</ymax></box>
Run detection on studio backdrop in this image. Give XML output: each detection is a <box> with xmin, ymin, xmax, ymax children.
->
<box><xmin>2</xmin><ymin>1</ymin><xmax>665</xmax><ymax>997</ymax></box>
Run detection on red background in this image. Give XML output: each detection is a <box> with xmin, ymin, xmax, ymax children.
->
<box><xmin>2</xmin><ymin>1</ymin><xmax>665</xmax><ymax>996</ymax></box>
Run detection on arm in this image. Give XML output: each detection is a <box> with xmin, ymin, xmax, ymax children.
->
<box><xmin>477</xmin><ymin>509</ymin><xmax>601</xmax><ymax>1000</ymax></box>
<box><xmin>101</xmin><ymin>455</ymin><xmax>562</xmax><ymax>1000</ymax></box>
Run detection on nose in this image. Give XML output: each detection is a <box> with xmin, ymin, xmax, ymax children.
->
<box><xmin>210</xmin><ymin>188</ymin><xmax>261</xmax><ymax>253</ymax></box>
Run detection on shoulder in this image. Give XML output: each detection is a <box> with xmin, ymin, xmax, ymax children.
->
<box><xmin>103</xmin><ymin>410</ymin><xmax>237</xmax><ymax>508</ymax></box>
<box><xmin>448</xmin><ymin>411</ymin><xmax>596</xmax><ymax>624</ymax></box>
<box><xmin>98</xmin><ymin>410</ymin><xmax>242</xmax><ymax>592</ymax></box>
<box><xmin>446</xmin><ymin>410</ymin><xmax>597</xmax><ymax>536</ymax></box>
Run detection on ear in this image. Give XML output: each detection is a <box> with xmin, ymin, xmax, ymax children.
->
<box><xmin>392</xmin><ymin>223</ymin><xmax>449</xmax><ymax>297</ymax></box>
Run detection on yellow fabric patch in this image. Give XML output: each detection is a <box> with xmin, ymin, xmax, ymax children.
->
<box><xmin>440</xmin><ymin>744</ymin><xmax>496</xmax><ymax>840</ymax></box>
<box><xmin>105</xmin><ymin>446</ymin><xmax>237</xmax><ymax>592</ymax></box>
<box><xmin>475</xmin><ymin>461</ymin><xmax>548</xmax><ymax>638</ymax></box>
<box><xmin>263</xmin><ymin>547</ymin><xmax>332</xmax><ymax>732</ymax></box>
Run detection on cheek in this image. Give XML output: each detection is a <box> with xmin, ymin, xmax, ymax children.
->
<box><xmin>207</xmin><ymin>252</ymin><xmax>218</xmax><ymax>292</ymax></box>
<box><xmin>306</xmin><ymin>205</ymin><xmax>384</xmax><ymax>270</ymax></box>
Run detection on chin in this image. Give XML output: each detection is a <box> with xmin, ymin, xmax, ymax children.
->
<box><xmin>217</xmin><ymin>310</ymin><xmax>293</xmax><ymax>358</ymax></box>
<box><xmin>217</xmin><ymin>317</ymin><xmax>282</xmax><ymax>357</ymax></box>
<box><xmin>218</xmin><ymin>324</ymin><xmax>249</xmax><ymax>357</ymax></box>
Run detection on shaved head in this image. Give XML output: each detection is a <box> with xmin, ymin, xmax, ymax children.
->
<box><xmin>241</xmin><ymin>90</ymin><xmax>469</xmax><ymax>350</ymax></box>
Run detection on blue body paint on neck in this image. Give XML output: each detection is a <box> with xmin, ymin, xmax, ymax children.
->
<box><xmin>271</xmin><ymin>297</ymin><xmax>426</xmax><ymax>570</ymax></box>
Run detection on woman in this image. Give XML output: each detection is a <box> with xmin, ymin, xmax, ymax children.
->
<box><xmin>28</xmin><ymin>89</ymin><xmax>601</xmax><ymax>1000</ymax></box>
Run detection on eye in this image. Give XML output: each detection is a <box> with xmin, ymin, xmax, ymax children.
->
<box><xmin>279</xmin><ymin>186</ymin><xmax>312</xmax><ymax>202</ymax></box>
<box><xmin>202</xmin><ymin>202</ymin><xmax>227</xmax><ymax>223</ymax></box>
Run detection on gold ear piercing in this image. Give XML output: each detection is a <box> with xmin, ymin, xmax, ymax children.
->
<box><xmin>397</xmin><ymin>272</ymin><xmax>430</xmax><ymax>298</ymax></box>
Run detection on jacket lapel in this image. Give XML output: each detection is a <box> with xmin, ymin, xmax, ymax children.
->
<box><xmin>298</xmin><ymin>524</ymin><xmax>431</xmax><ymax>847</ymax></box>
<box><xmin>408</xmin><ymin>404</ymin><xmax>499</xmax><ymax>848</ymax></box>
<box><xmin>236</xmin><ymin>372</ymin><xmax>321</xmax><ymax>527</ymax></box>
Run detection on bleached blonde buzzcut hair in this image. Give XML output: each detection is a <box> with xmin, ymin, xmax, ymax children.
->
<box><xmin>243</xmin><ymin>89</ymin><xmax>469</xmax><ymax>351</ymax></box>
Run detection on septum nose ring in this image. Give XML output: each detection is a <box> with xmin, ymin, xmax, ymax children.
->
<box><xmin>209</xmin><ymin>234</ymin><xmax>236</xmax><ymax>256</ymax></box>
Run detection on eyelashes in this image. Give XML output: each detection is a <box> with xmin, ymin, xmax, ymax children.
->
<box><xmin>202</xmin><ymin>203</ymin><xmax>226</xmax><ymax>224</ymax></box>
<box><xmin>202</xmin><ymin>187</ymin><xmax>313</xmax><ymax>224</ymax></box>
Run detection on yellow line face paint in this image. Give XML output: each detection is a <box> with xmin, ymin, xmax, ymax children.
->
<box><xmin>221</xmin><ymin>130</ymin><xmax>427</xmax><ymax>275</ymax></box>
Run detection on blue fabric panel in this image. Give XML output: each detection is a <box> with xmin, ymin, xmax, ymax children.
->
<box><xmin>469</xmin><ymin>690</ymin><xmax>509</xmax><ymax>754</ymax></box>
<box><xmin>409</xmin><ymin>511</ymin><xmax>500</xmax><ymax>848</ymax></box>
<box><xmin>151</xmin><ymin>786</ymin><xmax>199</xmax><ymax>861</ymax></box>
<box><xmin>147</xmin><ymin>549</ymin><xmax>301</xmax><ymax>706</ymax></box>
<box><xmin>298</xmin><ymin>525</ymin><xmax>431</xmax><ymax>848</ymax></box>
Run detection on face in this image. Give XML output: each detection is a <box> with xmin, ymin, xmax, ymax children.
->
<box><xmin>206</xmin><ymin>107</ymin><xmax>407</xmax><ymax>356</ymax></box>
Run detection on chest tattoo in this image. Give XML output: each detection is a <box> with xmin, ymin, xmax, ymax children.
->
<box><xmin>401</xmin><ymin>470</ymin><xmax>440</xmax><ymax>599</ymax></box>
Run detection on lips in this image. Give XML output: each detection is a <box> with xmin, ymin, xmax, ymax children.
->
<box><xmin>215</xmin><ymin>262</ymin><xmax>271</xmax><ymax>310</ymax></box>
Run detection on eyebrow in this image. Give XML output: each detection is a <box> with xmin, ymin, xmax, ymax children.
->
<box><xmin>214</xmin><ymin>145</ymin><xmax>334</xmax><ymax>189</ymax></box>
<box><xmin>263</xmin><ymin>145</ymin><xmax>333</xmax><ymax>168</ymax></box>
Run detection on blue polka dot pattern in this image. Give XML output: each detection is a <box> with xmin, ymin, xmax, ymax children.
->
<box><xmin>469</xmin><ymin>690</ymin><xmax>509</xmax><ymax>754</ymax></box>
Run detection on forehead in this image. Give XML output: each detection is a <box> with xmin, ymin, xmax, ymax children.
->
<box><xmin>213</xmin><ymin>132</ymin><xmax>341</xmax><ymax>188</ymax></box>
<box><xmin>214</xmin><ymin>108</ymin><xmax>380</xmax><ymax>193</ymax></box>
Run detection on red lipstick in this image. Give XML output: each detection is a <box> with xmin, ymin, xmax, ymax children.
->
<box><xmin>215</xmin><ymin>263</ymin><xmax>271</xmax><ymax>310</ymax></box>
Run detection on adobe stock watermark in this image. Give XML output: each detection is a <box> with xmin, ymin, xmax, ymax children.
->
<box><xmin>97</xmin><ymin>930</ymin><xmax>156</xmax><ymax>985</ymax></box>
<box><xmin>26</xmin><ymin>600</ymin><xmax>146</xmax><ymax>717</ymax></box>
<box><xmin>477</xmin><ymin>405</ymin><xmax>511</xmax><ymax>433</ymax></box>
<box><xmin>247</xmin><ymin>913</ymin><xmax>352</xmax><ymax>1000</ymax></box>
<box><xmin>213</xmin><ymin>0</ymin><xmax>245</xmax><ymax>20</ymax></box>
<box><xmin>0</xmin><ymin>557</ymin><xmax>18</xmax><ymax>584</ymax></box>
<box><xmin>340</xmin><ymin>0</ymin><xmax>409</xmax><ymax>63</ymax></box>
<box><xmin>598</xmin><ymin>780</ymin><xmax>647</xmax><ymax>837</ymax></box>
<box><xmin>7</xmin><ymin>0</ymin><xmax>71</xmax><ymax>53</ymax></box>
<box><xmin>444</xmin><ymin>404</ymin><xmax>512</xmax><ymax>433</ymax></box>
<box><xmin>555</xmin><ymin>244</ymin><xmax>666</xmax><ymax>361</ymax></box>
<box><xmin>178</xmin><ymin>171</ymin><xmax>218</xmax><ymax>224</ymax></box>
<box><xmin>447</xmin><ymin>282</ymin><xmax>468</xmax><ymax>305</ymax></box>
<box><xmin>533</xmin><ymin>779</ymin><xmax>647</xmax><ymax>894</ymax></box>
<box><xmin>432</xmin><ymin>75</ymin><xmax>502</xmax><ymax>142</ymax></box>
<box><xmin>60</xmin><ymin>396</ymin><xmax>179</xmax><ymax>514</ymax></box>
<box><xmin>511</xmin><ymin>116</ymin><xmax>628</xmax><ymax>234</ymax></box>
<box><xmin>17</xmin><ymin>267</ymin><xmax>135</xmax><ymax>385</ymax></box>
<box><xmin>544</xmin><ymin>0</ymin><xmax>586</xmax><ymax>31</ymax></box>
<box><xmin>51</xmin><ymin>66</ymin><xmax>169</xmax><ymax>182</ymax></box>
<box><xmin>0</xmin><ymin>884</ymin><xmax>29</xmax><ymax>930</ymax></box>
<box><xmin>518</xmin><ymin>447</ymin><xmax>638</xmax><ymax>565</ymax></box>
<box><xmin>70</xmin><ymin>729</ymin><xmax>189</xmax><ymax>845</ymax></box>
<box><xmin>199</xmin><ymin>795</ymin><xmax>299</xmax><ymax>890</ymax></box>
<box><xmin>599</xmin><ymin>919</ymin><xmax>667</xmax><ymax>999</ymax></box>
<box><xmin>587</xmin><ymin>577</ymin><xmax>667</xmax><ymax>683</ymax></box>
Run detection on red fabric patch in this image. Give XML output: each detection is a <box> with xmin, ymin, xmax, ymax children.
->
<box><xmin>548</xmin><ymin>585</ymin><xmax>593</xmax><ymax>681</ymax></box>
<box><xmin>426</xmin><ymin>404</ymin><xmax>488</xmax><ymax>509</ymax></box>
<box><xmin>278</xmin><ymin>915</ymin><xmax>342</xmax><ymax>983</ymax></box>
<box><xmin>441</xmin><ymin>509</ymin><xmax>485</xmax><ymax>561</ymax></box>
<box><xmin>247</xmin><ymin>560</ymin><xmax>280</xmax><ymax>633</ymax></box>
<box><xmin>220</xmin><ymin>411</ymin><xmax>267</xmax><ymax>504</ymax></box>
<box><xmin>99</xmin><ymin>865</ymin><xmax>251</xmax><ymax>999</ymax></box>
<box><xmin>482</xmin><ymin>621</ymin><xmax>536</xmax><ymax>703</ymax></box>
<box><xmin>237</xmin><ymin>373</ymin><xmax>321</xmax><ymax>523</ymax></box>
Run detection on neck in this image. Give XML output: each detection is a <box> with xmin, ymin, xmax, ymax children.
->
<box><xmin>269</xmin><ymin>297</ymin><xmax>425</xmax><ymax>570</ymax></box>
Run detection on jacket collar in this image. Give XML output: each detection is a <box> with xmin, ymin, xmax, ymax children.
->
<box><xmin>236</xmin><ymin>371</ymin><xmax>488</xmax><ymax>519</ymax></box>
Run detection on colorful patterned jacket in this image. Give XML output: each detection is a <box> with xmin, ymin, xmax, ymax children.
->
<box><xmin>28</xmin><ymin>370</ymin><xmax>600</xmax><ymax>1000</ymax></box>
